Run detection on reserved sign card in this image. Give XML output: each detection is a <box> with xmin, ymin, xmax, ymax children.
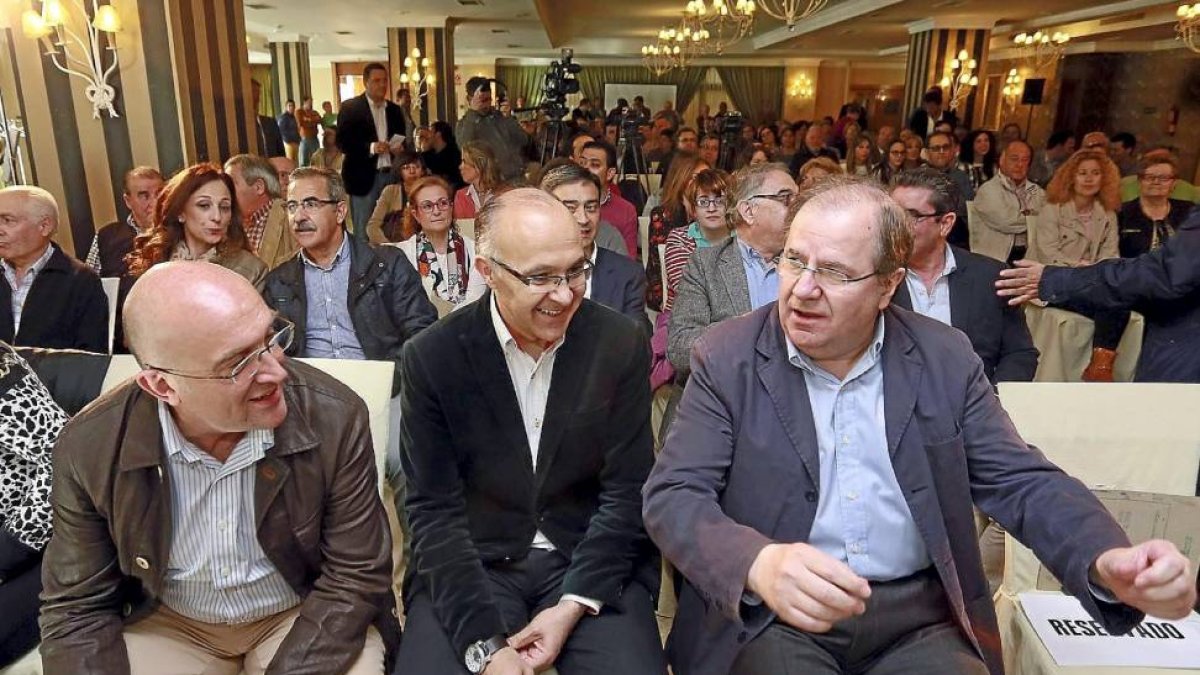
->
<box><xmin>1020</xmin><ymin>592</ymin><xmax>1200</xmax><ymax>668</ymax></box>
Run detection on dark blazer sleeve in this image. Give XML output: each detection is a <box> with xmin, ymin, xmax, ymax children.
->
<box><xmin>72</xmin><ymin>271</ymin><xmax>109</xmax><ymax>353</ymax></box>
<box><xmin>643</xmin><ymin>333</ymin><xmax>775</xmax><ymax>622</ymax></box>
<box><xmin>399</xmin><ymin>340</ymin><xmax>508</xmax><ymax>659</ymax></box>
<box><xmin>560</xmin><ymin>319</ymin><xmax>654</xmax><ymax>603</ymax></box>
<box><xmin>1041</xmin><ymin>215</ymin><xmax>1200</xmax><ymax>314</ymax></box>
<box><xmin>386</xmin><ymin>251</ymin><xmax>437</xmax><ymax>341</ymax></box>
<box><xmin>993</xmin><ymin>295</ymin><xmax>1038</xmax><ymax>382</ymax></box>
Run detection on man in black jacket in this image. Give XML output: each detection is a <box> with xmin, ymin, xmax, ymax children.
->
<box><xmin>252</xmin><ymin>80</ymin><xmax>286</xmax><ymax>158</ymax></box>
<box><xmin>260</xmin><ymin>167</ymin><xmax>436</xmax><ymax>396</ymax></box>
<box><xmin>85</xmin><ymin>166</ymin><xmax>164</xmax><ymax>277</ymax></box>
<box><xmin>889</xmin><ymin>169</ymin><xmax>1038</xmax><ymax>383</ymax></box>
<box><xmin>337</xmin><ymin>63</ymin><xmax>407</xmax><ymax>242</ymax></box>
<box><xmin>0</xmin><ymin>186</ymin><xmax>107</xmax><ymax>352</ymax></box>
<box><xmin>396</xmin><ymin>188</ymin><xmax>665</xmax><ymax>675</ymax></box>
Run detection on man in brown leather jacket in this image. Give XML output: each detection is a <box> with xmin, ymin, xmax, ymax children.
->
<box><xmin>38</xmin><ymin>261</ymin><xmax>399</xmax><ymax>675</ymax></box>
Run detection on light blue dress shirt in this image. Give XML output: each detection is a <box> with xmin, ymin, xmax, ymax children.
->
<box><xmin>735</xmin><ymin>237</ymin><xmax>779</xmax><ymax>310</ymax></box>
<box><xmin>903</xmin><ymin>245</ymin><xmax>957</xmax><ymax>327</ymax></box>
<box><xmin>301</xmin><ymin>234</ymin><xmax>365</xmax><ymax>360</ymax></box>
<box><xmin>786</xmin><ymin>317</ymin><xmax>932</xmax><ymax>581</ymax></box>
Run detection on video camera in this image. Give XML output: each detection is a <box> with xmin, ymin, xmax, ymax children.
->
<box><xmin>537</xmin><ymin>48</ymin><xmax>582</xmax><ymax>120</ymax></box>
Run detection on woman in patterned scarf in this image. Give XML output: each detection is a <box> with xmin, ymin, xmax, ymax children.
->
<box><xmin>392</xmin><ymin>175</ymin><xmax>486</xmax><ymax>316</ymax></box>
<box><xmin>0</xmin><ymin>341</ymin><xmax>68</xmax><ymax>666</ymax></box>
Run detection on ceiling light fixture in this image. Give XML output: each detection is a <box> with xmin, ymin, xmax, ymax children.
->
<box><xmin>748</xmin><ymin>0</ymin><xmax>828</xmax><ymax>31</ymax></box>
<box><xmin>1011</xmin><ymin>29</ymin><xmax>1069</xmax><ymax>72</ymax></box>
<box><xmin>1178</xmin><ymin>4</ymin><xmax>1200</xmax><ymax>53</ymax></box>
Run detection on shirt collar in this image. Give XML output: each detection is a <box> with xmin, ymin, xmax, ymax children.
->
<box><xmin>786</xmin><ymin>314</ymin><xmax>886</xmax><ymax>385</ymax></box>
<box><xmin>300</xmin><ymin>230</ymin><xmax>350</xmax><ymax>271</ymax></box>
<box><xmin>489</xmin><ymin>293</ymin><xmax>565</xmax><ymax>361</ymax></box>
<box><xmin>127</xmin><ymin>213</ymin><xmax>141</xmax><ymax>233</ymax></box>
<box><xmin>735</xmin><ymin>235</ymin><xmax>776</xmax><ymax>269</ymax></box>
<box><xmin>250</xmin><ymin>199</ymin><xmax>275</xmax><ymax>229</ymax></box>
<box><xmin>2</xmin><ymin>241</ymin><xmax>55</xmax><ymax>278</ymax></box>
<box><xmin>155</xmin><ymin>400</ymin><xmax>274</xmax><ymax>465</ymax></box>
<box><xmin>906</xmin><ymin>244</ymin><xmax>957</xmax><ymax>282</ymax></box>
<box><xmin>687</xmin><ymin>221</ymin><xmax>719</xmax><ymax>248</ymax></box>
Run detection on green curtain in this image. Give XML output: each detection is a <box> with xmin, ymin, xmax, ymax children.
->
<box><xmin>494</xmin><ymin>66</ymin><xmax>546</xmax><ymax>107</ymax></box>
<box><xmin>575</xmin><ymin>66</ymin><xmax>710</xmax><ymax>111</ymax></box>
<box><xmin>250</xmin><ymin>64</ymin><xmax>276</xmax><ymax>117</ymax></box>
<box><xmin>715</xmin><ymin>66</ymin><xmax>785</xmax><ymax>125</ymax></box>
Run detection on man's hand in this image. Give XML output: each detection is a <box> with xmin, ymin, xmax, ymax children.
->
<box><xmin>371</xmin><ymin>141</ymin><xmax>391</xmax><ymax>155</ymax></box>
<box><xmin>482</xmin><ymin>646</ymin><xmax>534</xmax><ymax>675</ymax></box>
<box><xmin>995</xmin><ymin>259</ymin><xmax>1046</xmax><ymax>306</ymax></box>
<box><xmin>746</xmin><ymin>543</ymin><xmax>871</xmax><ymax>633</ymax></box>
<box><xmin>508</xmin><ymin>600</ymin><xmax>587</xmax><ymax>670</ymax></box>
<box><xmin>1093</xmin><ymin>540</ymin><xmax>1197</xmax><ymax>620</ymax></box>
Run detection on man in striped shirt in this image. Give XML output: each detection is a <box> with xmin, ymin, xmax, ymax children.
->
<box><xmin>39</xmin><ymin>261</ymin><xmax>397</xmax><ymax>675</ymax></box>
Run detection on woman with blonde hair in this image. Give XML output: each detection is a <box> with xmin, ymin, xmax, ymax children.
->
<box><xmin>454</xmin><ymin>141</ymin><xmax>503</xmax><ymax>219</ymax></box>
<box><xmin>845</xmin><ymin>131</ymin><xmax>878</xmax><ymax>177</ymax></box>
<box><xmin>366</xmin><ymin>150</ymin><xmax>427</xmax><ymax>243</ymax></box>
<box><xmin>392</xmin><ymin>175</ymin><xmax>485</xmax><ymax>315</ymax></box>
<box><xmin>1032</xmin><ymin>148</ymin><xmax>1127</xmax><ymax>381</ymax></box>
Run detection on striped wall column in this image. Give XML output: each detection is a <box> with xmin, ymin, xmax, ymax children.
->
<box><xmin>903</xmin><ymin>25</ymin><xmax>993</xmax><ymax>129</ymax></box>
<box><xmin>268</xmin><ymin>41</ymin><xmax>311</xmax><ymax>111</ymax></box>
<box><xmin>387</xmin><ymin>26</ymin><xmax>455</xmax><ymax>126</ymax></box>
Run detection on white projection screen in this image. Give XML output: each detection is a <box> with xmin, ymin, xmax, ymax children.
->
<box><xmin>603</xmin><ymin>83</ymin><xmax>678</xmax><ymax>111</ymax></box>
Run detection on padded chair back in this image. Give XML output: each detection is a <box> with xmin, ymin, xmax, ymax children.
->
<box><xmin>456</xmin><ymin>218</ymin><xmax>475</xmax><ymax>240</ymax></box>
<box><xmin>101</xmin><ymin>277</ymin><xmax>119</xmax><ymax>353</ymax></box>
<box><xmin>638</xmin><ymin>216</ymin><xmax>651</xmax><ymax>267</ymax></box>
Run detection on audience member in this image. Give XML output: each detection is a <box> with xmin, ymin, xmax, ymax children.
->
<box><xmin>262</xmin><ymin>167</ymin><xmax>436</xmax><ymax>394</ymax></box>
<box><xmin>455</xmin><ymin>141</ymin><xmax>504</xmax><ymax>220</ymax></box>
<box><xmin>268</xmin><ymin>156</ymin><xmax>296</xmax><ymax>201</ymax></box>
<box><xmin>0</xmin><ymin>186</ymin><xmax>106</xmax><ymax>351</ymax></box>
<box><xmin>396</xmin><ymin>188</ymin><xmax>666</xmax><ymax>675</ymax></box>
<box><xmin>224</xmin><ymin>154</ymin><xmax>296</xmax><ymax>270</ymax></box>
<box><xmin>970</xmin><ymin>140</ymin><xmax>1044</xmax><ymax>265</ymax></box>
<box><xmin>1000</xmin><ymin>122</ymin><xmax>1023</xmax><ymax>146</ymax></box>
<box><xmin>392</xmin><ymin>175</ymin><xmax>486</xmax><ymax>315</ymax></box>
<box><xmin>923</xmin><ymin>131</ymin><xmax>973</xmax><ymax>248</ymax></box>
<box><xmin>338</xmin><ymin>62</ymin><xmax>407</xmax><ymax>242</ymax></box>
<box><xmin>1029</xmin><ymin>130</ymin><xmax>1075</xmax><ymax>187</ymax></box>
<box><xmin>86</xmin><ymin>166</ymin><xmax>165</xmax><ymax>277</ymax></box>
<box><xmin>663</xmin><ymin>169</ymin><xmax>733</xmax><ymax>312</ymax></box>
<box><xmin>873</xmin><ymin>140</ymin><xmax>907</xmax><ymax>185</ymax></box>
<box><xmin>309</xmin><ymin>127</ymin><xmax>344</xmax><ymax>173</ymax></box>
<box><xmin>1081</xmin><ymin>131</ymin><xmax>1109</xmax><ymax>152</ymax></box>
<box><xmin>658</xmin><ymin>126</ymin><xmax>699</xmax><ymax>177</ymax></box>
<box><xmin>903</xmin><ymin>135</ymin><xmax>925</xmax><ymax>170</ymax></box>
<box><xmin>698</xmin><ymin>133</ymin><xmax>720</xmax><ymax>167</ymax></box>
<box><xmin>645</xmin><ymin>175</ymin><xmax>1194</xmax><ymax>675</ymax></box>
<box><xmin>540</xmin><ymin>162</ymin><xmax>647</xmax><ymax>326</ymax></box>
<box><xmin>797</xmin><ymin>156</ymin><xmax>843</xmax><ymax>188</ymax></box>
<box><xmin>647</xmin><ymin>153</ymin><xmax>710</xmax><ymax>311</ymax></box>
<box><xmin>1117</xmin><ymin>153</ymin><xmax>1193</xmax><ymax>257</ymax></box>
<box><xmin>668</xmin><ymin>162</ymin><xmax>797</xmax><ymax>377</ymax></box>
<box><xmin>456</xmin><ymin>77</ymin><xmax>528</xmax><ymax>183</ymax></box>
<box><xmin>1110</xmin><ymin>131</ymin><xmax>1138</xmax><ymax>177</ymax></box>
<box><xmin>999</xmin><ymin>210</ymin><xmax>1200</xmax><ymax>382</ymax></box>
<box><xmin>581</xmin><ymin>140</ymin><xmax>639</xmax><ymax>257</ymax></box>
<box><xmin>250</xmin><ymin>80</ymin><xmax>285</xmax><ymax>158</ymax></box>
<box><xmin>422</xmin><ymin>120</ymin><xmax>464</xmax><ymax>190</ymax></box>
<box><xmin>126</xmin><ymin>163</ymin><xmax>267</xmax><ymax>289</ymax></box>
<box><xmin>1031</xmin><ymin>149</ymin><xmax>1127</xmax><ymax>381</ymax></box>
<box><xmin>537</xmin><ymin>158</ymin><xmax>628</xmax><ymax>257</ymax></box>
<box><xmin>788</xmin><ymin>124</ymin><xmax>839</xmax><ymax>177</ymax></box>
<box><xmin>891</xmin><ymin>168</ymin><xmax>1037</xmax><ymax>382</ymax></box>
<box><xmin>960</xmin><ymin>129</ymin><xmax>997</xmax><ymax>191</ymax></box>
<box><xmin>656</xmin><ymin>99</ymin><xmax>682</xmax><ymax>129</ymax></box>
<box><xmin>277</xmin><ymin>99</ymin><xmax>300</xmax><ymax>162</ymax></box>
<box><xmin>296</xmin><ymin>97</ymin><xmax>323</xmax><ymax>166</ymax></box>
<box><xmin>1119</xmin><ymin>147</ymin><xmax>1200</xmax><ymax>203</ymax></box>
<box><xmin>319</xmin><ymin>100</ymin><xmax>337</xmax><ymax>130</ymax></box>
<box><xmin>0</xmin><ymin>343</ymin><xmax>67</xmax><ymax>668</ymax></box>
<box><xmin>875</xmin><ymin>125</ymin><xmax>897</xmax><ymax>156</ymax></box>
<box><xmin>395</xmin><ymin>88</ymin><xmax>418</xmax><ymax>148</ymax></box>
<box><xmin>39</xmin><ymin>261</ymin><xmax>400</xmax><ymax>674</ymax></box>
<box><xmin>367</xmin><ymin>150</ymin><xmax>427</xmax><ymax>243</ymax></box>
<box><xmin>908</xmin><ymin>86</ymin><xmax>958</xmax><ymax>140</ymax></box>
<box><xmin>844</xmin><ymin>133</ymin><xmax>877</xmax><ymax>177</ymax></box>
<box><xmin>777</xmin><ymin>125</ymin><xmax>797</xmax><ymax>166</ymax></box>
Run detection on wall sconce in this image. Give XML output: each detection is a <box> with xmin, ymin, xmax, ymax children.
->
<box><xmin>789</xmin><ymin>73</ymin><xmax>814</xmax><ymax>99</ymax></box>
<box><xmin>939</xmin><ymin>49</ymin><xmax>978</xmax><ymax>112</ymax></box>
<box><xmin>21</xmin><ymin>0</ymin><xmax>122</xmax><ymax>118</ymax></box>
<box><xmin>1177</xmin><ymin>4</ymin><xmax>1200</xmax><ymax>53</ymax></box>
<box><xmin>399</xmin><ymin>47</ymin><xmax>435</xmax><ymax>111</ymax></box>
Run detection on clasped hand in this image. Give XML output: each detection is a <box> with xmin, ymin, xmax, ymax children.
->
<box><xmin>746</xmin><ymin>542</ymin><xmax>872</xmax><ymax>633</ymax></box>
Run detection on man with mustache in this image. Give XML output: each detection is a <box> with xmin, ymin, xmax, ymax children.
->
<box><xmin>396</xmin><ymin>188</ymin><xmax>666</xmax><ymax>675</ymax></box>
<box><xmin>260</xmin><ymin>166</ymin><xmax>436</xmax><ymax>398</ymax></box>
<box><xmin>39</xmin><ymin>261</ymin><xmax>401</xmax><ymax>674</ymax></box>
<box><xmin>643</xmin><ymin>176</ymin><xmax>1195</xmax><ymax>675</ymax></box>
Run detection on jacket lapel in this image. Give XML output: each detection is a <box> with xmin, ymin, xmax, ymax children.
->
<box><xmin>590</xmin><ymin>249</ymin><xmax>615</xmax><ymax>308</ymax></box>
<box><xmin>882</xmin><ymin>309</ymin><xmax>922</xmax><ymax>458</ymax></box>
<box><xmin>461</xmin><ymin>297</ymin><xmax>535</xmax><ymax>476</ymax></box>
<box><xmin>891</xmin><ymin>280</ymin><xmax>913</xmax><ymax>312</ymax></box>
<box><xmin>755</xmin><ymin>316</ymin><xmax>820</xmax><ymax>488</ymax></box>
<box><xmin>947</xmin><ymin>253</ymin><xmax>971</xmax><ymax>332</ymax></box>
<box><xmin>717</xmin><ymin>240</ymin><xmax>752</xmax><ymax>315</ymax></box>
<box><xmin>255</xmin><ymin>369</ymin><xmax>321</xmax><ymax>530</ymax></box>
<box><xmin>115</xmin><ymin>387</ymin><xmax>173</xmax><ymax>578</ymax></box>
<box><xmin>533</xmin><ymin>304</ymin><xmax>594</xmax><ymax>489</ymax></box>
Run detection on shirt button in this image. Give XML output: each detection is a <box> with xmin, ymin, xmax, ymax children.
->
<box><xmin>841</xmin><ymin>435</ymin><xmax>850</xmax><ymax>444</ymax></box>
<box><xmin>221</xmin><ymin>566</ymin><xmax>231</xmax><ymax>577</ymax></box>
<box><xmin>135</xmin><ymin>556</ymin><xmax>150</xmax><ymax>570</ymax></box>
<box><xmin>846</xmin><ymin>492</ymin><xmax>858</xmax><ymax>501</ymax></box>
<box><xmin>849</xmin><ymin>542</ymin><xmax>862</xmax><ymax>554</ymax></box>
<box><xmin>218</xmin><ymin>520</ymin><xmax>229</xmax><ymax>532</ymax></box>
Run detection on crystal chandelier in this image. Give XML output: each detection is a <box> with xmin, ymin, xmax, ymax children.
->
<box><xmin>683</xmin><ymin>0</ymin><xmax>755</xmax><ymax>54</ymax></box>
<box><xmin>1011</xmin><ymin>30</ymin><xmax>1070</xmax><ymax>73</ymax></box>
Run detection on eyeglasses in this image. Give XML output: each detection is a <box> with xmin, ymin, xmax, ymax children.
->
<box><xmin>905</xmin><ymin>209</ymin><xmax>946</xmax><ymax>221</ymax></box>
<box><xmin>417</xmin><ymin>198</ymin><xmax>451</xmax><ymax>213</ymax></box>
<box><xmin>1140</xmin><ymin>174</ymin><xmax>1176</xmax><ymax>184</ymax></box>
<box><xmin>695</xmin><ymin>196</ymin><xmax>726</xmax><ymax>210</ymax></box>
<box><xmin>146</xmin><ymin>317</ymin><xmax>295</xmax><ymax>385</ymax></box>
<box><xmin>559</xmin><ymin>199</ymin><xmax>601</xmax><ymax>215</ymax></box>
<box><xmin>489</xmin><ymin>257</ymin><xmax>594</xmax><ymax>293</ymax></box>
<box><xmin>285</xmin><ymin>198</ymin><xmax>339</xmax><ymax>214</ymax></box>
<box><xmin>747</xmin><ymin>190</ymin><xmax>797</xmax><ymax>207</ymax></box>
<box><xmin>781</xmin><ymin>254</ymin><xmax>877</xmax><ymax>286</ymax></box>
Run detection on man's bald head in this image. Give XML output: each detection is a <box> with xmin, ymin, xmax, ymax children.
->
<box><xmin>124</xmin><ymin>261</ymin><xmax>267</xmax><ymax>365</ymax></box>
<box><xmin>476</xmin><ymin>187</ymin><xmax>579</xmax><ymax>261</ymax></box>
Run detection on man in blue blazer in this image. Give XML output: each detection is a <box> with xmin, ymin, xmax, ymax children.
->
<box><xmin>539</xmin><ymin>162</ymin><xmax>649</xmax><ymax>334</ymax></box>
<box><xmin>643</xmin><ymin>176</ymin><xmax>1195</xmax><ymax>675</ymax></box>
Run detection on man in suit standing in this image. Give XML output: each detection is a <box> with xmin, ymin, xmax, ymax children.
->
<box><xmin>252</xmin><ymin>80</ymin><xmax>286</xmax><ymax>158</ymax></box>
<box><xmin>643</xmin><ymin>176</ymin><xmax>1196</xmax><ymax>675</ymax></box>
<box><xmin>538</xmin><ymin>162</ymin><xmax>647</xmax><ymax>331</ymax></box>
<box><xmin>0</xmin><ymin>186</ymin><xmax>106</xmax><ymax>351</ymax></box>
<box><xmin>908</xmin><ymin>87</ymin><xmax>958</xmax><ymax>141</ymax></box>
<box><xmin>338</xmin><ymin>62</ymin><xmax>406</xmax><ymax>243</ymax></box>
<box><xmin>397</xmin><ymin>188</ymin><xmax>666</xmax><ymax>675</ymax></box>
<box><xmin>890</xmin><ymin>168</ymin><xmax>1037</xmax><ymax>383</ymax></box>
<box><xmin>668</xmin><ymin>162</ymin><xmax>797</xmax><ymax>378</ymax></box>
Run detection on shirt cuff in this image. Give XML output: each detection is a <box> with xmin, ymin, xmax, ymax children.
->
<box><xmin>1088</xmin><ymin>579</ymin><xmax>1120</xmax><ymax>605</ymax></box>
<box><xmin>562</xmin><ymin>594</ymin><xmax>603</xmax><ymax>615</ymax></box>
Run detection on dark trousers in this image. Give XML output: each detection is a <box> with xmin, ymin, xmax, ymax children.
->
<box><xmin>730</xmin><ymin>568</ymin><xmax>987</xmax><ymax>675</ymax></box>
<box><xmin>0</xmin><ymin>531</ymin><xmax>42</xmax><ymax>669</ymax></box>
<box><xmin>397</xmin><ymin>549</ymin><xmax>667</xmax><ymax>674</ymax></box>
<box><xmin>1090</xmin><ymin>309</ymin><xmax>1131</xmax><ymax>351</ymax></box>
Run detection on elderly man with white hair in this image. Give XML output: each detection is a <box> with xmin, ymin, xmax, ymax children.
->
<box><xmin>0</xmin><ymin>185</ymin><xmax>107</xmax><ymax>351</ymax></box>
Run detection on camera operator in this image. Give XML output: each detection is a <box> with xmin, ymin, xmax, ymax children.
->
<box><xmin>456</xmin><ymin>76</ymin><xmax>529</xmax><ymax>183</ymax></box>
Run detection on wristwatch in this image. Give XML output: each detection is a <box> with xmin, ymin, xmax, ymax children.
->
<box><xmin>465</xmin><ymin>634</ymin><xmax>509</xmax><ymax>674</ymax></box>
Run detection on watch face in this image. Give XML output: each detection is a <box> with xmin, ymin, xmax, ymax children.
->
<box><xmin>465</xmin><ymin>644</ymin><xmax>485</xmax><ymax>673</ymax></box>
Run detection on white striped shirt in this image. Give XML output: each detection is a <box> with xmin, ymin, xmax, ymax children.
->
<box><xmin>157</xmin><ymin>403</ymin><xmax>301</xmax><ymax>624</ymax></box>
